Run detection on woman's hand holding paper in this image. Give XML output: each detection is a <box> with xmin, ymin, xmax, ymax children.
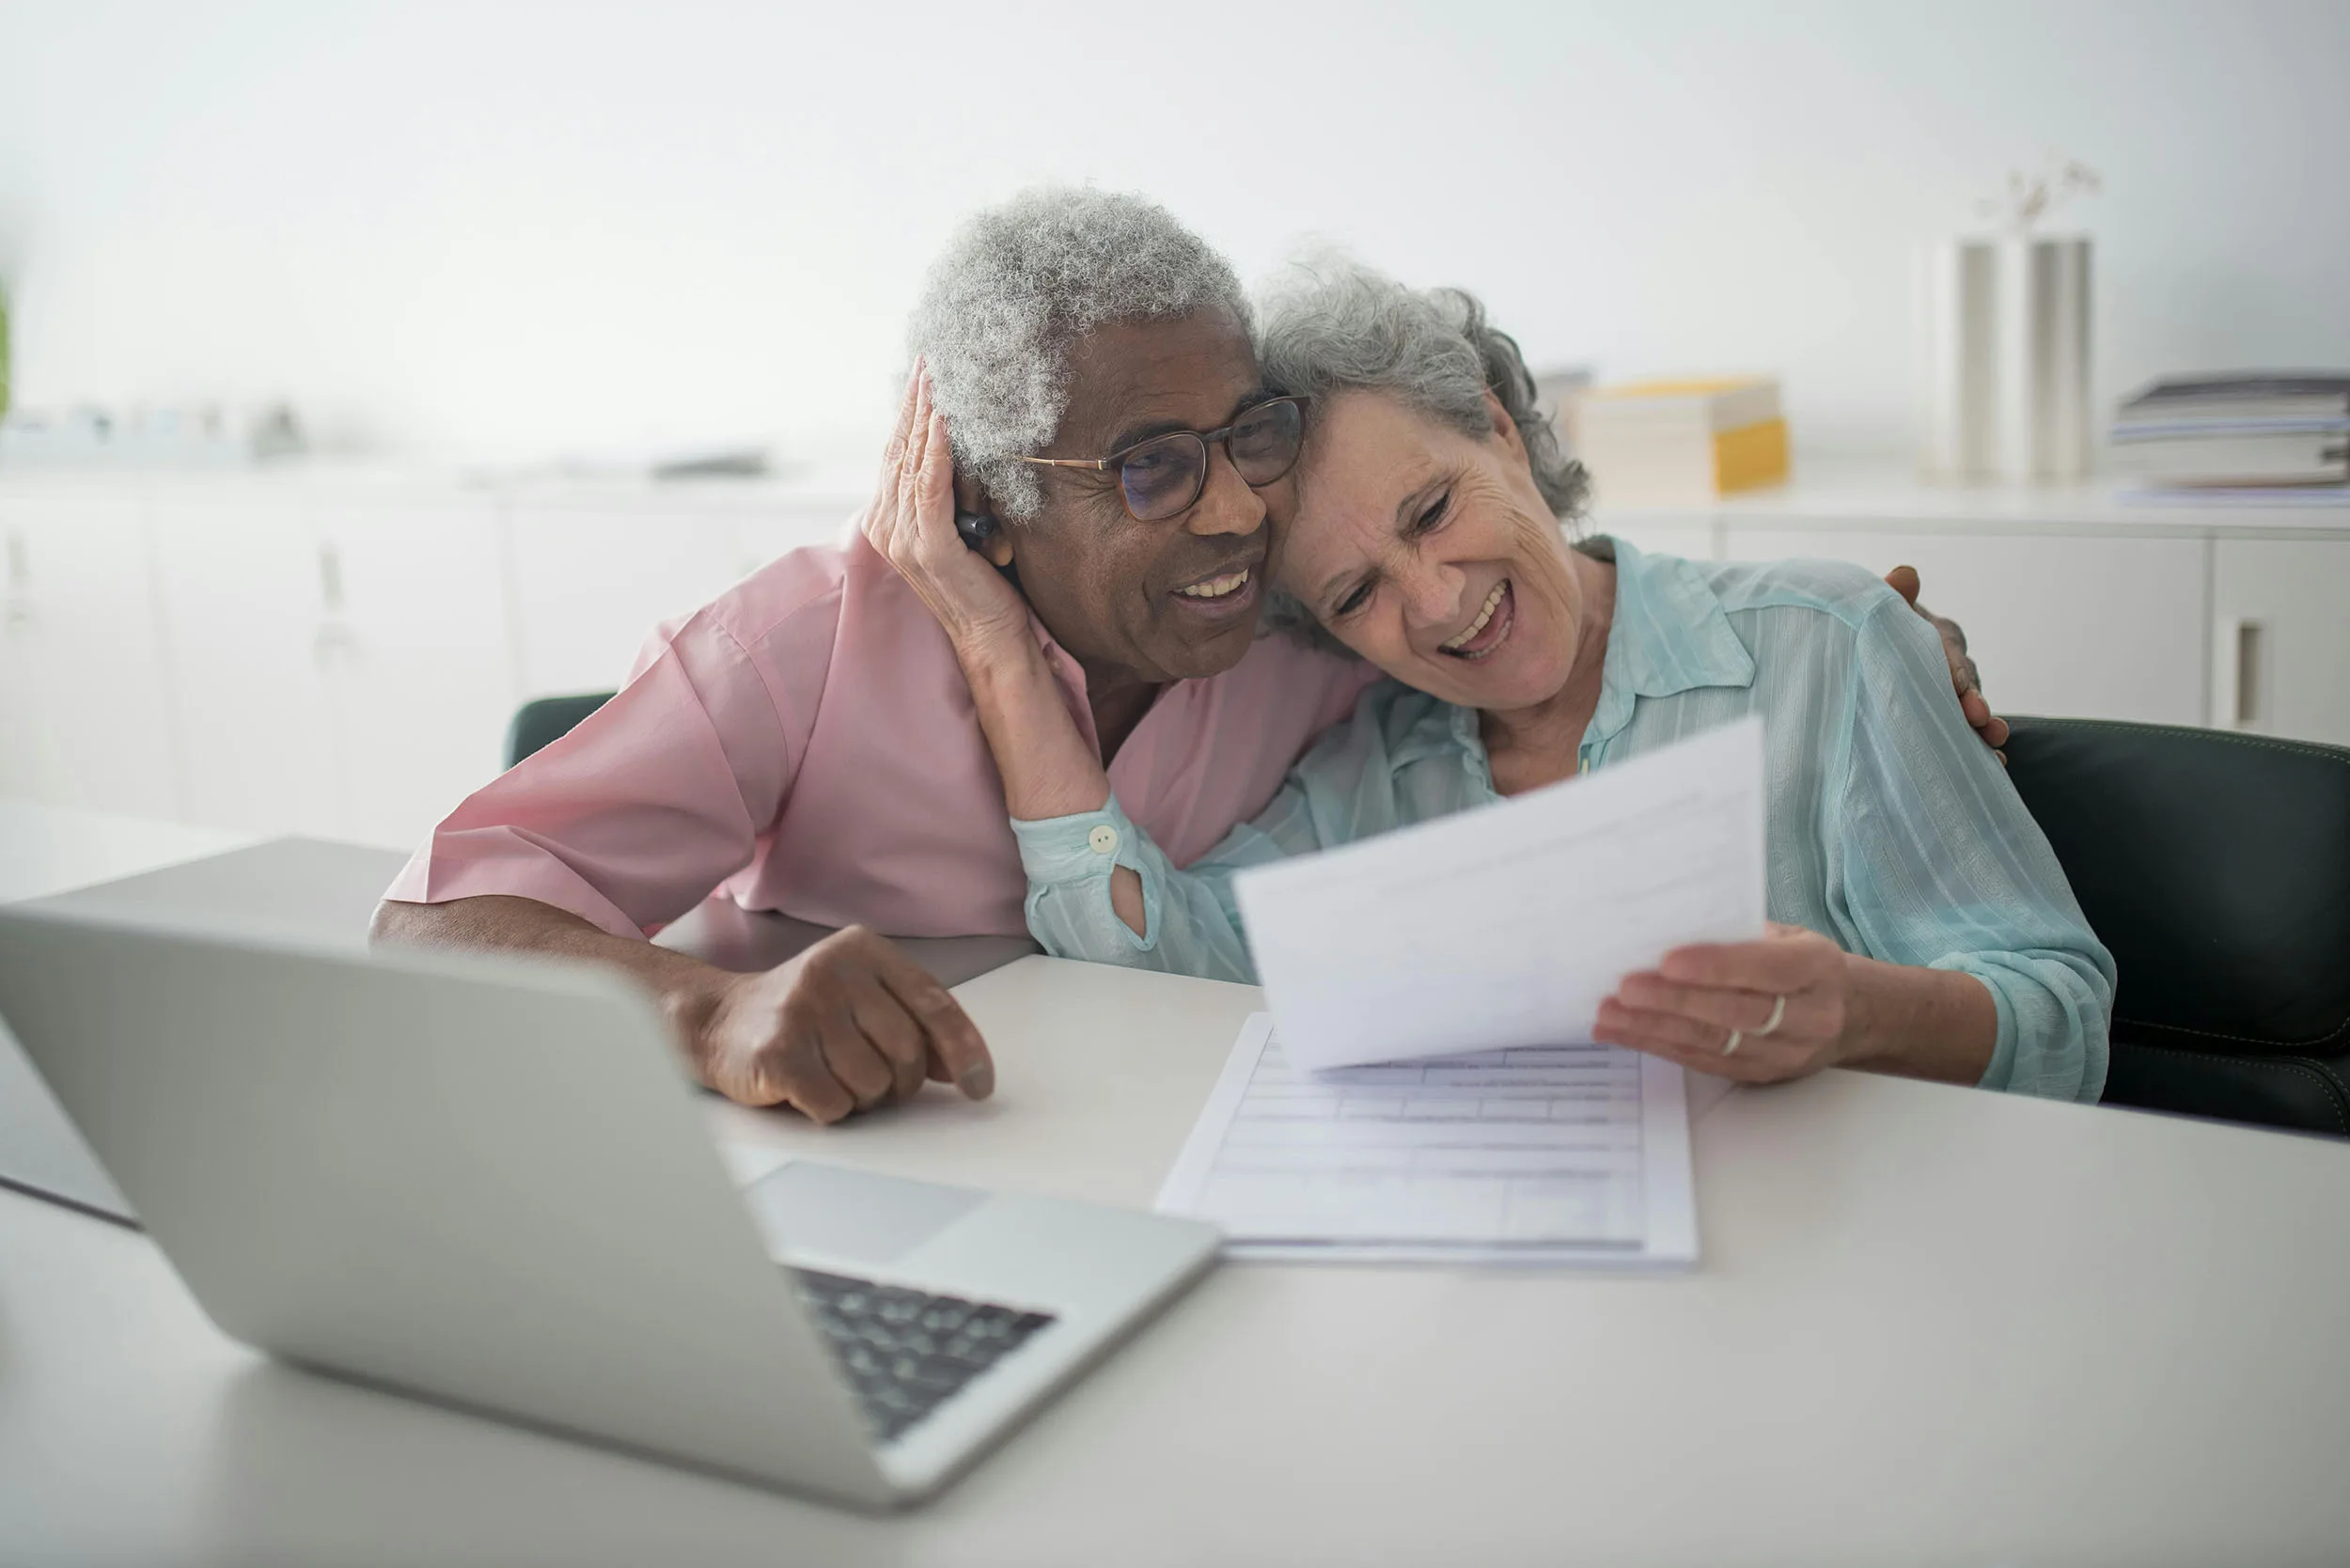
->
<box><xmin>1597</xmin><ymin>922</ymin><xmax>2000</xmax><ymax>1089</ymax></box>
<box><xmin>1595</xmin><ymin>923</ymin><xmax>1857</xmax><ymax>1084</ymax></box>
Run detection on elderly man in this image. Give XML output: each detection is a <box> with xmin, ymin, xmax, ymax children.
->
<box><xmin>375</xmin><ymin>186</ymin><xmax>1998</xmax><ymax>1123</ymax></box>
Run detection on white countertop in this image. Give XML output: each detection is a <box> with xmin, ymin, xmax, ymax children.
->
<box><xmin>9</xmin><ymin>453</ymin><xmax>2349</xmax><ymax>535</ymax></box>
<box><xmin>1592</xmin><ymin>456</ymin><xmax>2350</xmax><ymax>537</ymax></box>
<box><xmin>5</xmin><ymin>805</ymin><xmax>2350</xmax><ymax>1565</ymax></box>
<box><xmin>0</xmin><ymin>458</ymin><xmax>874</xmax><ymax>515</ymax></box>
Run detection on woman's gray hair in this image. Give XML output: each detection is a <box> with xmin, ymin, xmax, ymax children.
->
<box><xmin>1255</xmin><ymin>259</ymin><xmax>1593</xmax><ymax>647</ymax></box>
<box><xmin>907</xmin><ymin>186</ymin><xmax>1250</xmax><ymax>521</ymax></box>
<box><xmin>1259</xmin><ymin>259</ymin><xmax>1588</xmax><ymax>519</ymax></box>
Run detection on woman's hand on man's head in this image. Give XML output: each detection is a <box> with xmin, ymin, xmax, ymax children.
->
<box><xmin>1882</xmin><ymin>565</ymin><xmax>2011</xmax><ymax>761</ymax></box>
<box><xmin>863</xmin><ymin>362</ymin><xmax>1034</xmax><ymax>666</ymax></box>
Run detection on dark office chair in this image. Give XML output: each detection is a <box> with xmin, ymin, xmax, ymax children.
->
<box><xmin>504</xmin><ymin>692</ymin><xmax>616</xmax><ymax>770</ymax></box>
<box><xmin>2002</xmin><ymin>716</ymin><xmax>2350</xmax><ymax>1137</ymax></box>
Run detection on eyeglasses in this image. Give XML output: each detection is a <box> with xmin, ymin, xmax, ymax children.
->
<box><xmin>1010</xmin><ymin>396</ymin><xmax>1306</xmax><ymax>523</ymax></box>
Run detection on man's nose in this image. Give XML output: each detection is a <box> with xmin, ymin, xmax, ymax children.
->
<box><xmin>1182</xmin><ymin>444</ymin><xmax>1265</xmax><ymax>539</ymax></box>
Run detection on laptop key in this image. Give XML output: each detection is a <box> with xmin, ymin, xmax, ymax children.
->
<box><xmin>791</xmin><ymin>1268</ymin><xmax>1058</xmax><ymax>1446</ymax></box>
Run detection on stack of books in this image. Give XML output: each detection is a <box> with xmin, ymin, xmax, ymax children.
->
<box><xmin>2110</xmin><ymin>374</ymin><xmax>2350</xmax><ymax>504</ymax></box>
<box><xmin>1571</xmin><ymin>378</ymin><xmax>1788</xmax><ymax>506</ymax></box>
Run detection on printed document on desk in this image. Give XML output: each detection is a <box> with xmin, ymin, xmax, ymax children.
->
<box><xmin>1231</xmin><ymin>716</ymin><xmax>1767</xmax><ymax>1072</ymax></box>
<box><xmin>1158</xmin><ymin>1015</ymin><xmax>1697</xmax><ymax>1265</ymax></box>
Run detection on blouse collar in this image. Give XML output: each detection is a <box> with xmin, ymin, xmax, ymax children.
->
<box><xmin>1582</xmin><ymin>538</ymin><xmax>1757</xmax><ymax>750</ymax></box>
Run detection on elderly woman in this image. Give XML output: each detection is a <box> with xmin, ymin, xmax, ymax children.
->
<box><xmin>870</xmin><ymin>262</ymin><xmax>2114</xmax><ymax>1101</ymax></box>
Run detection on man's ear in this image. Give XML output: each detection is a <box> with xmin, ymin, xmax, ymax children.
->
<box><xmin>954</xmin><ymin>470</ymin><xmax>1017</xmax><ymax>570</ymax></box>
<box><xmin>1482</xmin><ymin>388</ymin><xmax>1526</xmax><ymax>458</ymax></box>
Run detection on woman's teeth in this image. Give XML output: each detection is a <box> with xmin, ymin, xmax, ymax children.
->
<box><xmin>1178</xmin><ymin>568</ymin><xmax>1251</xmax><ymax>600</ymax></box>
<box><xmin>1440</xmin><ymin>581</ymin><xmax>1510</xmax><ymax>652</ymax></box>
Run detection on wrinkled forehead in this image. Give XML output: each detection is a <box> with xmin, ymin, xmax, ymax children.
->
<box><xmin>1051</xmin><ymin>306</ymin><xmax>1263</xmax><ymax>456</ymax></box>
<box><xmin>1281</xmin><ymin>392</ymin><xmax>1448</xmax><ymax>577</ymax></box>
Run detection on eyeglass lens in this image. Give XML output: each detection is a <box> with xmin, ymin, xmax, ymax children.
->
<box><xmin>1116</xmin><ymin>399</ymin><xmax>1305</xmax><ymax>522</ymax></box>
<box><xmin>1227</xmin><ymin>398</ymin><xmax>1305</xmax><ymax>483</ymax></box>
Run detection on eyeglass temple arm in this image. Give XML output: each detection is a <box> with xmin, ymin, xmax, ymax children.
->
<box><xmin>1005</xmin><ymin>455</ymin><xmax>1116</xmax><ymax>471</ymax></box>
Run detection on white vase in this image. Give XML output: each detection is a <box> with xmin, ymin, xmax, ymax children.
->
<box><xmin>1994</xmin><ymin>234</ymin><xmax>2092</xmax><ymax>482</ymax></box>
<box><xmin>1916</xmin><ymin>238</ymin><xmax>1999</xmax><ymax>480</ymax></box>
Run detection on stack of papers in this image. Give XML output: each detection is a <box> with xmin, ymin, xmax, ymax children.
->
<box><xmin>1158</xmin><ymin>1015</ymin><xmax>1696</xmax><ymax>1265</ymax></box>
<box><xmin>2110</xmin><ymin>373</ymin><xmax>2350</xmax><ymax>497</ymax></box>
<box><xmin>1569</xmin><ymin>378</ymin><xmax>1789</xmax><ymax>505</ymax></box>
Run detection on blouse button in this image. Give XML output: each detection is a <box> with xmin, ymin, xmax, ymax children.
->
<box><xmin>1088</xmin><ymin>824</ymin><xmax>1120</xmax><ymax>856</ymax></box>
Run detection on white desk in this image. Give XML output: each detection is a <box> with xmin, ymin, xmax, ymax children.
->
<box><xmin>0</xmin><ymin>798</ymin><xmax>257</xmax><ymax>905</ymax></box>
<box><xmin>6</xmin><ymin>811</ymin><xmax>2350</xmax><ymax>1564</ymax></box>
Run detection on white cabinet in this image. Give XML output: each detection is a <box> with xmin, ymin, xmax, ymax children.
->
<box><xmin>149</xmin><ymin>492</ymin><xmax>516</xmax><ymax>848</ymax></box>
<box><xmin>149</xmin><ymin>494</ymin><xmax>348</xmax><ymax>839</ymax></box>
<box><xmin>5</xmin><ymin>466</ymin><xmax>2344</xmax><ymax>851</ymax></box>
<box><xmin>734</xmin><ymin>504</ymin><xmax>856</xmax><ymax>579</ymax></box>
<box><xmin>506</xmin><ymin>496</ymin><xmax>858</xmax><ymax>698</ymax></box>
<box><xmin>507</xmin><ymin>503</ymin><xmax>755</xmax><ymax>696</ymax></box>
<box><xmin>2212</xmin><ymin>538</ymin><xmax>2350</xmax><ymax>746</ymax></box>
<box><xmin>1722</xmin><ymin>527</ymin><xmax>2211</xmax><ymax>727</ymax></box>
<box><xmin>318</xmin><ymin>499</ymin><xmax>516</xmax><ymax>848</ymax></box>
<box><xmin>0</xmin><ymin>494</ymin><xmax>183</xmax><ymax>819</ymax></box>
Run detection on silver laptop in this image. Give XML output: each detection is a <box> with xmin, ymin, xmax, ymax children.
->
<box><xmin>0</xmin><ymin>902</ymin><xmax>1219</xmax><ymax>1510</ymax></box>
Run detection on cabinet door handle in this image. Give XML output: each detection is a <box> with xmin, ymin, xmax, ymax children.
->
<box><xmin>2216</xmin><ymin>617</ymin><xmax>2267</xmax><ymax>729</ymax></box>
<box><xmin>3</xmin><ymin>534</ymin><xmax>28</xmax><ymax>633</ymax></box>
<box><xmin>318</xmin><ymin>542</ymin><xmax>345</xmax><ymax>614</ymax></box>
<box><xmin>312</xmin><ymin>619</ymin><xmax>358</xmax><ymax>669</ymax></box>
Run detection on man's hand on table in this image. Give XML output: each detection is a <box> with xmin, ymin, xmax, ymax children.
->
<box><xmin>1883</xmin><ymin>565</ymin><xmax>2010</xmax><ymax>760</ymax></box>
<box><xmin>371</xmin><ymin>896</ymin><xmax>994</xmax><ymax>1126</ymax></box>
<box><xmin>684</xmin><ymin>925</ymin><xmax>995</xmax><ymax>1123</ymax></box>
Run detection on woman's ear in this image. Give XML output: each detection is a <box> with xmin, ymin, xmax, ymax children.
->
<box><xmin>955</xmin><ymin>471</ymin><xmax>1018</xmax><ymax>569</ymax></box>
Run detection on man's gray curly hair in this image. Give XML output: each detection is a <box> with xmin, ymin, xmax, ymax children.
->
<box><xmin>907</xmin><ymin>186</ymin><xmax>1251</xmax><ymax>521</ymax></box>
<box><xmin>1255</xmin><ymin>259</ymin><xmax>1595</xmax><ymax>647</ymax></box>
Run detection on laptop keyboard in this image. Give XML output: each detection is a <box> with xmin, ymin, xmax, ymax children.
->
<box><xmin>791</xmin><ymin>1268</ymin><xmax>1057</xmax><ymax>1445</ymax></box>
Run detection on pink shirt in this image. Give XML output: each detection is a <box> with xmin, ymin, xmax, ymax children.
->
<box><xmin>387</xmin><ymin>520</ymin><xmax>1378</xmax><ymax>940</ymax></box>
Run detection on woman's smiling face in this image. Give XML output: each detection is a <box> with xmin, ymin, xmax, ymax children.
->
<box><xmin>1278</xmin><ymin>388</ymin><xmax>1596</xmax><ymax>713</ymax></box>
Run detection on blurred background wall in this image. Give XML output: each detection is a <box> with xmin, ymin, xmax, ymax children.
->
<box><xmin>3</xmin><ymin>0</ymin><xmax>2346</xmax><ymax>468</ymax></box>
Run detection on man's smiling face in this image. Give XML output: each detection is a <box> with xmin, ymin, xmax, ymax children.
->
<box><xmin>991</xmin><ymin>306</ymin><xmax>1292</xmax><ymax>685</ymax></box>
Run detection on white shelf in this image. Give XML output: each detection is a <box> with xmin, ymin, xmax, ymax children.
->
<box><xmin>0</xmin><ymin>461</ymin><xmax>871</xmax><ymax>519</ymax></box>
<box><xmin>1590</xmin><ymin>456</ymin><xmax>2350</xmax><ymax>537</ymax></box>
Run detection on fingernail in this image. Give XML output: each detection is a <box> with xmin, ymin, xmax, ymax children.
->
<box><xmin>958</xmin><ymin>1060</ymin><xmax>995</xmax><ymax>1100</ymax></box>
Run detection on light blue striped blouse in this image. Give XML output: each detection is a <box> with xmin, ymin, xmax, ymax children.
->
<box><xmin>1011</xmin><ymin>541</ymin><xmax>2115</xmax><ymax>1102</ymax></box>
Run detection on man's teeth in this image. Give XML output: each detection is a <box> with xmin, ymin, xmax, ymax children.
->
<box><xmin>1177</xmin><ymin>568</ymin><xmax>1251</xmax><ymax>600</ymax></box>
<box><xmin>1441</xmin><ymin>582</ymin><xmax>1509</xmax><ymax>651</ymax></box>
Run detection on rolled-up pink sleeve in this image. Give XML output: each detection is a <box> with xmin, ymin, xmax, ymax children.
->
<box><xmin>384</xmin><ymin>611</ymin><xmax>794</xmax><ymax>939</ymax></box>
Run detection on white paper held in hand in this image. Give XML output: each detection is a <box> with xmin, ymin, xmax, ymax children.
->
<box><xmin>1230</xmin><ymin>716</ymin><xmax>1768</xmax><ymax>1071</ymax></box>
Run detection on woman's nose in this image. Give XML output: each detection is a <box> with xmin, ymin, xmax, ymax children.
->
<box><xmin>1396</xmin><ymin>552</ymin><xmax>1465</xmax><ymax>632</ymax></box>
